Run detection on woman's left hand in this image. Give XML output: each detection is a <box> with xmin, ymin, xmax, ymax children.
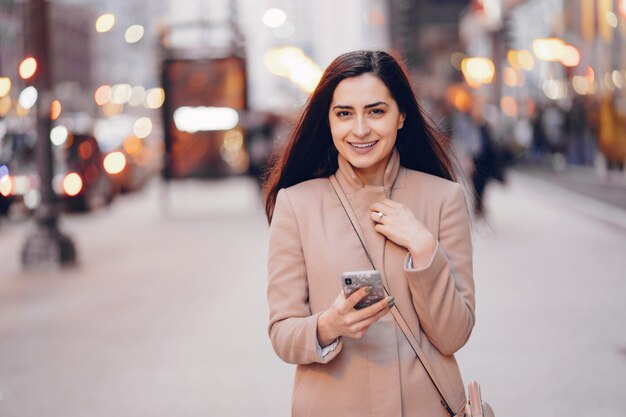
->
<box><xmin>370</xmin><ymin>199</ymin><xmax>437</xmax><ymax>264</ymax></box>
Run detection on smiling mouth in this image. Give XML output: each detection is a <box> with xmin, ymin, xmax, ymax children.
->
<box><xmin>349</xmin><ymin>140</ymin><xmax>379</xmax><ymax>149</ymax></box>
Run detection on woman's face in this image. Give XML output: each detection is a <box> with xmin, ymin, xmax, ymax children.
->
<box><xmin>329</xmin><ymin>73</ymin><xmax>405</xmax><ymax>185</ymax></box>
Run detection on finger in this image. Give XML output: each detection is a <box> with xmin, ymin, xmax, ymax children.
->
<box><xmin>342</xmin><ymin>285</ymin><xmax>374</xmax><ymax>313</ymax></box>
<box><xmin>351</xmin><ymin>303</ymin><xmax>391</xmax><ymax>333</ymax></box>
<box><xmin>370</xmin><ymin>202</ymin><xmax>386</xmax><ymax>213</ymax></box>
<box><xmin>374</xmin><ymin>223</ymin><xmax>390</xmax><ymax>235</ymax></box>
<box><xmin>353</xmin><ymin>295</ymin><xmax>393</xmax><ymax>320</ymax></box>
<box><xmin>370</xmin><ymin>210</ymin><xmax>385</xmax><ymax>223</ymax></box>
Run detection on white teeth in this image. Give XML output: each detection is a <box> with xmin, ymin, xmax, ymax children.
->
<box><xmin>350</xmin><ymin>141</ymin><xmax>377</xmax><ymax>149</ymax></box>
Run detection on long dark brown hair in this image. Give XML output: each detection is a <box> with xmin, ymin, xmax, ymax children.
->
<box><xmin>264</xmin><ymin>50</ymin><xmax>457</xmax><ymax>223</ymax></box>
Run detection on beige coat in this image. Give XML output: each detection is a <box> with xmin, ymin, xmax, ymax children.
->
<box><xmin>267</xmin><ymin>150</ymin><xmax>475</xmax><ymax>417</ymax></box>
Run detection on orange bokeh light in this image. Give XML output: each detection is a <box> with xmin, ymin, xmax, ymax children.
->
<box><xmin>0</xmin><ymin>176</ymin><xmax>13</xmax><ymax>197</ymax></box>
<box><xmin>79</xmin><ymin>141</ymin><xmax>93</xmax><ymax>160</ymax></box>
<box><xmin>94</xmin><ymin>85</ymin><xmax>112</xmax><ymax>105</ymax></box>
<box><xmin>586</xmin><ymin>66</ymin><xmax>595</xmax><ymax>83</ymax></box>
<box><xmin>501</xmin><ymin>96</ymin><xmax>518</xmax><ymax>117</ymax></box>
<box><xmin>50</xmin><ymin>100</ymin><xmax>62</xmax><ymax>120</ymax></box>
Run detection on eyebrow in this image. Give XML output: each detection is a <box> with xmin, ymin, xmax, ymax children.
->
<box><xmin>332</xmin><ymin>101</ymin><xmax>388</xmax><ymax>110</ymax></box>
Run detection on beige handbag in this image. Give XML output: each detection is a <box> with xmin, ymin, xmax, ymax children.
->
<box><xmin>465</xmin><ymin>380</ymin><xmax>495</xmax><ymax>417</ymax></box>
<box><xmin>330</xmin><ymin>175</ymin><xmax>495</xmax><ymax>417</ymax></box>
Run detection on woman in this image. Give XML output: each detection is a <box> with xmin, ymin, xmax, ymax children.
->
<box><xmin>265</xmin><ymin>50</ymin><xmax>475</xmax><ymax>417</ymax></box>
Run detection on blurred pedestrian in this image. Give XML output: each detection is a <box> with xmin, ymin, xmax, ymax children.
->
<box><xmin>471</xmin><ymin>117</ymin><xmax>505</xmax><ymax>217</ymax></box>
<box><xmin>264</xmin><ymin>50</ymin><xmax>475</xmax><ymax>417</ymax></box>
<box><xmin>450</xmin><ymin>105</ymin><xmax>505</xmax><ymax>217</ymax></box>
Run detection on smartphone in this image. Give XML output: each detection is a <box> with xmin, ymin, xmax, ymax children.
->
<box><xmin>341</xmin><ymin>270</ymin><xmax>385</xmax><ymax>310</ymax></box>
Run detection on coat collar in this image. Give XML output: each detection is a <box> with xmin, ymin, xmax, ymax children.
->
<box><xmin>335</xmin><ymin>148</ymin><xmax>404</xmax><ymax>195</ymax></box>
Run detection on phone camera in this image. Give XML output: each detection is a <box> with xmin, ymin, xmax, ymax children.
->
<box><xmin>344</xmin><ymin>278</ymin><xmax>352</xmax><ymax>285</ymax></box>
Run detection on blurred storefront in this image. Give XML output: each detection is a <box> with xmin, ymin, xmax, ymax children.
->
<box><xmin>458</xmin><ymin>0</ymin><xmax>626</xmax><ymax>170</ymax></box>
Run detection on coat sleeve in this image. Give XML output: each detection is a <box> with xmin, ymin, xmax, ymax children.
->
<box><xmin>404</xmin><ymin>183</ymin><xmax>475</xmax><ymax>356</ymax></box>
<box><xmin>267</xmin><ymin>189</ymin><xmax>343</xmax><ymax>365</ymax></box>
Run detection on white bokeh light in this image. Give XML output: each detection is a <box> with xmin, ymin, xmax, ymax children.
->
<box><xmin>263</xmin><ymin>8</ymin><xmax>287</xmax><ymax>28</ymax></box>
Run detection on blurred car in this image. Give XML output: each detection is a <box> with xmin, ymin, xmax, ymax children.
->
<box><xmin>0</xmin><ymin>128</ymin><xmax>115</xmax><ymax>213</ymax></box>
<box><xmin>52</xmin><ymin>130</ymin><xmax>115</xmax><ymax>212</ymax></box>
<box><xmin>0</xmin><ymin>131</ymin><xmax>39</xmax><ymax>214</ymax></box>
<box><xmin>94</xmin><ymin>115</ymin><xmax>162</xmax><ymax>193</ymax></box>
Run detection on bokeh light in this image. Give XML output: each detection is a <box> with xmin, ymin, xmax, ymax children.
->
<box><xmin>532</xmin><ymin>38</ymin><xmax>565</xmax><ymax>62</ymax></box>
<box><xmin>63</xmin><ymin>173</ymin><xmax>83</xmax><ymax>196</ymax></box>
<box><xmin>173</xmin><ymin>107</ymin><xmax>239</xmax><ymax>132</ymax></box>
<box><xmin>501</xmin><ymin>96</ymin><xmax>518</xmax><ymax>117</ymax></box>
<box><xmin>606</xmin><ymin>11</ymin><xmax>618</xmax><ymax>28</ymax></box>
<box><xmin>503</xmin><ymin>67</ymin><xmax>518</xmax><ymax>87</ymax></box>
<box><xmin>79</xmin><ymin>141</ymin><xmax>93</xmax><ymax>160</ymax></box>
<box><xmin>112</xmin><ymin>84</ymin><xmax>132</xmax><ymax>104</ymax></box>
<box><xmin>144</xmin><ymin>88</ymin><xmax>165</xmax><ymax>109</ymax></box>
<box><xmin>95</xmin><ymin>85</ymin><xmax>112</xmax><ymax>105</ymax></box>
<box><xmin>133</xmin><ymin>117</ymin><xmax>152</xmax><ymax>138</ymax></box>
<box><xmin>24</xmin><ymin>189</ymin><xmax>40</xmax><ymax>209</ymax></box>
<box><xmin>611</xmin><ymin>70</ymin><xmax>624</xmax><ymax>89</ymax></box>
<box><xmin>19</xmin><ymin>57</ymin><xmax>37</xmax><ymax>80</ymax></box>
<box><xmin>18</xmin><ymin>87</ymin><xmax>38</xmax><ymax>109</ymax></box>
<box><xmin>450</xmin><ymin>52</ymin><xmax>466</xmax><ymax>71</ymax></box>
<box><xmin>560</xmin><ymin>45</ymin><xmax>581</xmax><ymax>67</ymax></box>
<box><xmin>129</xmin><ymin>86</ymin><xmax>145</xmax><ymax>106</ymax></box>
<box><xmin>104</xmin><ymin>151</ymin><xmax>126</xmax><ymax>174</ymax></box>
<box><xmin>0</xmin><ymin>96</ymin><xmax>11</xmax><ymax>117</ymax></box>
<box><xmin>517</xmin><ymin>49</ymin><xmax>535</xmax><ymax>70</ymax></box>
<box><xmin>0</xmin><ymin>175</ymin><xmax>12</xmax><ymax>197</ymax></box>
<box><xmin>50</xmin><ymin>126</ymin><xmax>68</xmax><ymax>146</ymax></box>
<box><xmin>461</xmin><ymin>57</ymin><xmax>495</xmax><ymax>86</ymax></box>
<box><xmin>543</xmin><ymin>79</ymin><xmax>568</xmax><ymax>99</ymax></box>
<box><xmin>0</xmin><ymin>77</ymin><xmax>11</xmax><ymax>97</ymax></box>
<box><xmin>262</xmin><ymin>8</ymin><xmax>287</xmax><ymax>28</ymax></box>
<box><xmin>125</xmin><ymin>25</ymin><xmax>144</xmax><ymax>43</ymax></box>
<box><xmin>123</xmin><ymin>136</ymin><xmax>143</xmax><ymax>155</ymax></box>
<box><xmin>507</xmin><ymin>50</ymin><xmax>521</xmax><ymax>70</ymax></box>
<box><xmin>95</xmin><ymin>14</ymin><xmax>115</xmax><ymax>33</ymax></box>
<box><xmin>50</xmin><ymin>100</ymin><xmax>62</xmax><ymax>120</ymax></box>
<box><xmin>264</xmin><ymin>47</ymin><xmax>323</xmax><ymax>93</ymax></box>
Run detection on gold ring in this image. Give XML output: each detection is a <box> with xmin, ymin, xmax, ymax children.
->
<box><xmin>375</xmin><ymin>211</ymin><xmax>384</xmax><ymax>223</ymax></box>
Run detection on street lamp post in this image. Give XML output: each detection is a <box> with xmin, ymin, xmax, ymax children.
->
<box><xmin>22</xmin><ymin>0</ymin><xmax>76</xmax><ymax>269</ymax></box>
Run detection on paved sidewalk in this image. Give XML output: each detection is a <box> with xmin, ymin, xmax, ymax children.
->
<box><xmin>0</xmin><ymin>178</ymin><xmax>294</xmax><ymax>417</ymax></box>
<box><xmin>515</xmin><ymin>164</ymin><xmax>626</xmax><ymax>210</ymax></box>
<box><xmin>0</xmin><ymin>175</ymin><xmax>624</xmax><ymax>417</ymax></box>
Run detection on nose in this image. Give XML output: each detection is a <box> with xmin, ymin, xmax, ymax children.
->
<box><xmin>351</xmin><ymin>116</ymin><xmax>371</xmax><ymax>138</ymax></box>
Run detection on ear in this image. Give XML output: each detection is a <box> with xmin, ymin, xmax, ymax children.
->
<box><xmin>398</xmin><ymin>113</ymin><xmax>406</xmax><ymax>130</ymax></box>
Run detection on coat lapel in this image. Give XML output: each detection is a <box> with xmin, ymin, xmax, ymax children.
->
<box><xmin>334</xmin><ymin>149</ymin><xmax>401</xmax><ymax>289</ymax></box>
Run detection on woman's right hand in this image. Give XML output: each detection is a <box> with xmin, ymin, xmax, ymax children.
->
<box><xmin>317</xmin><ymin>287</ymin><xmax>394</xmax><ymax>347</ymax></box>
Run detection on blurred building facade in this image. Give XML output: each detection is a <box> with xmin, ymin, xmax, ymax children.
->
<box><xmin>459</xmin><ymin>0</ymin><xmax>626</xmax><ymax>169</ymax></box>
<box><xmin>0</xmin><ymin>0</ymin><xmax>96</xmax><ymax>123</ymax></box>
<box><xmin>237</xmin><ymin>0</ymin><xmax>389</xmax><ymax>112</ymax></box>
<box><xmin>49</xmin><ymin>2</ymin><xmax>95</xmax><ymax>114</ymax></box>
<box><xmin>387</xmin><ymin>0</ymin><xmax>470</xmax><ymax>100</ymax></box>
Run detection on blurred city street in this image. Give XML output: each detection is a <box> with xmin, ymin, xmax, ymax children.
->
<box><xmin>0</xmin><ymin>173</ymin><xmax>625</xmax><ymax>417</ymax></box>
<box><xmin>2</xmin><ymin>0</ymin><xmax>626</xmax><ymax>415</ymax></box>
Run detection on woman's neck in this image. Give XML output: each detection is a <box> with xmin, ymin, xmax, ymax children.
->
<box><xmin>353</xmin><ymin>156</ymin><xmax>390</xmax><ymax>186</ymax></box>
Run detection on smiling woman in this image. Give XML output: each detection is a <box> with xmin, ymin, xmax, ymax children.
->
<box><xmin>329</xmin><ymin>74</ymin><xmax>405</xmax><ymax>185</ymax></box>
<box><xmin>264</xmin><ymin>50</ymin><xmax>476</xmax><ymax>417</ymax></box>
